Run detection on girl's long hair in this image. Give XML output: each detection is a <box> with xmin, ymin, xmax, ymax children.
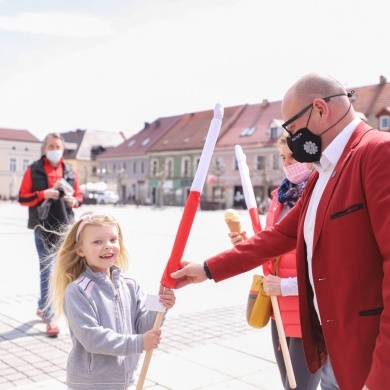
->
<box><xmin>49</xmin><ymin>212</ymin><xmax>129</xmax><ymax>319</ymax></box>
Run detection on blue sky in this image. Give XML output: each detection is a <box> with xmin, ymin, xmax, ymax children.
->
<box><xmin>1</xmin><ymin>0</ymin><xmax>389</xmax><ymax>140</ymax></box>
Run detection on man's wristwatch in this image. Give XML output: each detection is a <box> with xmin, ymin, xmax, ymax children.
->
<box><xmin>203</xmin><ymin>261</ymin><xmax>213</xmax><ymax>280</ymax></box>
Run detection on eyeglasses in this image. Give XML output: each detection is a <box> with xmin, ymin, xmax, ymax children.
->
<box><xmin>282</xmin><ymin>92</ymin><xmax>353</xmax><ymax>134</ymax></box>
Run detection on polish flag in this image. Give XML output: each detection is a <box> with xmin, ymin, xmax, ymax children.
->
<box><xmin>235</xmin><ymin>145</ymin><xmax>262</xmax><ymax>234</ymax></box>
<box><xmin>160</xmin><ymin>104</ymin><xmax>224</xmax><ymax>288</ymax></box>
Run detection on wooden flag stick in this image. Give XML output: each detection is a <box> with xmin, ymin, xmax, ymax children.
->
<box><xmin>236</xmin><ymin>144</ymin><xmax>296</xmax><ymax>389</ymax></box>
<box><xmin>136</xmin><ymin>105</ymin><xmax>224</xmax><ymax>389</ymax></box>
<box><xmin>271</xmin><ymin>296</ymin><xmax>297</xmax><ymax>389</ymax></box>
<box><xmin>136</xmin><ymin>311</ymin><xmax>165</xmax><ymax>390</ymax></box>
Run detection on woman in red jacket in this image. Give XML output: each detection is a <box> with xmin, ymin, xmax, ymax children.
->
<box><xmin>232</xmin><ymin>133</ymin><xmax>321</xmax><ymax>390</ymax></box>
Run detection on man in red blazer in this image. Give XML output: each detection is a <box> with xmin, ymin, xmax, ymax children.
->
<box><xmin>171</xmin><ymin>73</ymin><xmax>390</xmax><ymax>390</ymax></box>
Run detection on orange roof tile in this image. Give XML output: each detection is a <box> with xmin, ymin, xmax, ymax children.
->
<box><xmin>0</xmin><ymin>128</ymin><xmax>40</xmax><ymax>142</ymax></box>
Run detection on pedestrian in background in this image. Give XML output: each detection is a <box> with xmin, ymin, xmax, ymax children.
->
<box><xmin>230</xmin><ymin>132</ymin><xmax>319</xmax><ymax>390</ymax></box>
<box><xmin>18</xmin><ymin>132</ymin><xmax>83</xmax><ymax>337</ymax></box>
<box><xmin>49</xmin><ymin>212</ymin><xmax>176</xmax><ymax>390</ymax></box>
<box><xmin>171</xmin><ymin>73</ymin><xmax>390</xmax><ymax>390</ymax></box>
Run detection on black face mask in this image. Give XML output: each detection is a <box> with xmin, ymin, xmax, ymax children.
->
<box><xmin>286</xmin><ymin>127</ymin><xmax>322</xmax><ymax>162</ymax></box>
<box><xmin>287</xmin><ymin>103</ymin><xmax>352</xmax><ymax>163</ymax></box>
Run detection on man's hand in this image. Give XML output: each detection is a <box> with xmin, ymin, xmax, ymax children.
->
<box><xmin>64</xmin><ymin>195</ymin><xmax>78</xmax><ymax>208</ymax></box>
<box><xmin>44</xmin><ymin>188</ymin><xmax>60</xmax><ymax>200</ymax></box>
<box><xmin>170</xmin><ymin>261</ymin><xmax>208</xmax><ymax>288</ymax></box>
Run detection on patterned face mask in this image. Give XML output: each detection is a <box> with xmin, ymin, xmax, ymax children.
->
<box><xmin>283</xmin><ymin>162</ymin><xmax>312</xmax><ymax>184</ymax></box>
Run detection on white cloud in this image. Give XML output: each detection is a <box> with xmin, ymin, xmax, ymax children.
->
<box><xmin>0</xmin><ymin>12</ymin><xmax>114</xmax><ymax>38</ymax></box>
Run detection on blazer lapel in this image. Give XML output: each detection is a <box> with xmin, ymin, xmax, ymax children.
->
<box><xmin>312</xmin><ymin>121</ymin><xmax>373</xmax><ymax>251</ymax></box>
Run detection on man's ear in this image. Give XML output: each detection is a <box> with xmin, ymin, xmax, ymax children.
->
<box><xmin>313</xmin><ymin>98</ymin><xmax>328</xmax><ymax>122</ymax></box>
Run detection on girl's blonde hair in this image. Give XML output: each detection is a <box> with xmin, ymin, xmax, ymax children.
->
<box><xmin>276</xmin><ymin>131</ymin><xmax>289</xmax><ymax>147</ymax></box>
<box><xmin>49</xmin><ymin>212</ymin><xmax>129</xmax><ymax>318</ymax></box>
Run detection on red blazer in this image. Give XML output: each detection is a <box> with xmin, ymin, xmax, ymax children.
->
<box><xmin>207</xmin><ymin>122</ymin><xmax>390</xmax><ymax>390</ymax></box>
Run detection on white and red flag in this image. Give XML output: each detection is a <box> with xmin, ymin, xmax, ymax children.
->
<box><xmin>136</xmin><ymin>104</ymin><xmax>224</xmax><ymax>390</ymax></box>
<box><xmin>160</xmin><ymin>103</ymin><xmax>224</xmax><ymax>288</ymax></box>
<box><xmin>235</xmin><ymin>144</ymin><xmax>262</xmax><ymax>234</ymax></box>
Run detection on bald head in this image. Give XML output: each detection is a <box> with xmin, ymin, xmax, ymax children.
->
<box><xmin>281</xmin><ymin>73</ymin><xmax>358</xmax><ymax>155</ymax></box>
<box><xmin>283</xmin><ymin>73</ymin><xmax>349</xmax><ymax>110</ymax></box>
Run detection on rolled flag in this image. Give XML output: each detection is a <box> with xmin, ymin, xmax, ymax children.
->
<box><xmin>235</xmin><ymin>145</ymin><xmax>261</xmax><ymax>234</ymax></box>
<box><xmin>160</xmin><ymin>103</ymin><xmax>224</xmax><ymax>288</ymax></box>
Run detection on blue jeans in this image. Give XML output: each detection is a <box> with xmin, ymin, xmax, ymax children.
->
<box><xmin>34</xmin><ymin>229</ymin><xmax>54</xmax><ymax>322</ymax></box>
<box><xmin>321</xmin><ymin>356</ymin><xmax>339</xmax><ymax>390</ymax></box>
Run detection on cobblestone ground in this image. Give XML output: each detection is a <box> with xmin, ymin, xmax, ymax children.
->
<box><xmin>0</xmin><ymin>293</ymin><xmax>257</xmax><ymax>389</ymax></box>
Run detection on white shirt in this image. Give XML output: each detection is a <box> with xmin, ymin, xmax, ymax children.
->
<box><xmin>303</xmin><ymin>117</ymin><xmax>361</xmax><ymax>321</ymax></box>
<box><xmin>277</xmin><ymin>204</ymin><xmax>299</xmax><ymax>296</ymax></box>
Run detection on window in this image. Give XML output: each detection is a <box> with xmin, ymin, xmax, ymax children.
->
<box><xmin>214</xmin><ymin>157</ymin><xmax>225</xmax><ymax>176</ymax></box>
<box><xmin>240</xmin><ymin>127</ymin><xmax>256</xmax><ymax>137</ymax></box>
<box><xmin>194</xmin><ymin>157</ymin><xmax>200</xmax><ymax>175</ymax></box>
<box><xmin>141</xmin><ymin>161</ymin><xmax>145</xmax><ymax>174</ymax></box>
<box><xmin>133</xmin><ymin>162</ymin><xmax>137</xmax><ymax>174</ymax></box>
<box><xmin>165</xmin><ymin>158</ymin><xmax>174</xmax><ymax>178</ymax></box>
<box><xmin>22</xmin><ymin>159</ymin><xmax>29</xmax><ymax>172</ymax></box>
<box><xmin>182</xmin><ymin>157</ymin><xmax>190</xmax><ymax>177</ymax></box>
<box><xmin>270</xmin><ymin>126</ymin><xmax>280</xmax><ymax>139</ymax></box>
<box><xmin>151</xmin><ymin>159</ymin><xmax>158</xmax><ymax>176</ymax></box>
<box><xmin>379</xmin><ymin>115</ymin><xmax>390</xmax><ymax>131</ymax></box>
<box><xmin>256</xmin><ymin>155</ymin><xmax>265</xmax><ymax>170</ymax></box>
<box><xmin>9</xmin><ymin>158</ymin><xmax>16</xmax><ymax>172</ymax></box>
<box><xmin>234</xmin><ymin>157</ymin><xmax>239</xmax><ymax>171</ymax></box>
<box><xmin>272</xmin><ymin>153</ymin><xmax>280</xmax><ymax>169</ymax></box>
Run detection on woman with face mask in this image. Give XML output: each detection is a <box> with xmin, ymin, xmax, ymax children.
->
<box><xmin>18</xmin><ymin>132</ymin><xmax>83</xmax><ymax>337</ymax></box>
<box><xmin>229</xmin><ymin>132</ymin><xmax>321</xmax><ymax>390</ymax></box>
<box><xmin>263</xmin><ymin>133</ymin><xmax>321</xmax><ymax>389</ymax></box>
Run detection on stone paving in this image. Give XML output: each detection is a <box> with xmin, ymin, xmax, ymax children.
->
<box><xmin>0</xmin><ymin>293</ymin><xmax>270</xmax><ymax>389</ymax></box>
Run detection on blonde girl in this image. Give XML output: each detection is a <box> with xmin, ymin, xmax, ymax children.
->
<box><xmin>50</xmin><ymin>212</ymin><xmax>175</xmax><ymax>390</ymax></box>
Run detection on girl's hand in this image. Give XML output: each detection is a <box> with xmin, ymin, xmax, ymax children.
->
<box><xmin>159</xmin><ymin>286</ymin><xmax>176</xmax><ymax>310</ymax></box>
<box><xmin>263</xmin><ymin>275</ymin><xmax>282</xmax><ymax>296</ymax></box>
<box><xmin>143</xmin><ymin>329</ymin><xmax>161</xmax><ymax>351</ymax></box>
<box><xmin>228</xmin><ymin>231</ymin><xmax>248</xmax><ymax>245</ymax></box>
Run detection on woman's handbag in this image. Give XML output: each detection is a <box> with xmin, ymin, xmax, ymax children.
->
<box><xmin>246</xmin><ymin>274</ymin><xmax>272</xmax><ymax>328</ymax></box>
<box><xmin>246</xmin><ymin>257</ymin><xmax>280</xmax><ymax>329</ymax></box>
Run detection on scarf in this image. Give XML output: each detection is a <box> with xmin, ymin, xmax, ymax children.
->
<box><xmin>277</xmin><ymin>177</ymin><xmax>308</xmax><ymax>209</ymax></box>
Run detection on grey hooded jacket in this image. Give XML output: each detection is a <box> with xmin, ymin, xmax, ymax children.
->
<box><xmin>64</xmin><ymin>266</ymin><xmax>159</xmax><ymax>389</ymax></box>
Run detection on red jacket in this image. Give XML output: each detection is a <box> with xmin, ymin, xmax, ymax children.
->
<box><xmin>207</xmin><ymin>122</ymin><xmax>390</xmax><ymax>390</ymax></box>
<box><xmin>264</xmin><ymin>190</ymin><xmax>301</xmax><ymax>338</ymax></box>
<box><xmin>19</xmin><ymin>157</ymin><xmax>83</xmax><ymax>229</ymax></box>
